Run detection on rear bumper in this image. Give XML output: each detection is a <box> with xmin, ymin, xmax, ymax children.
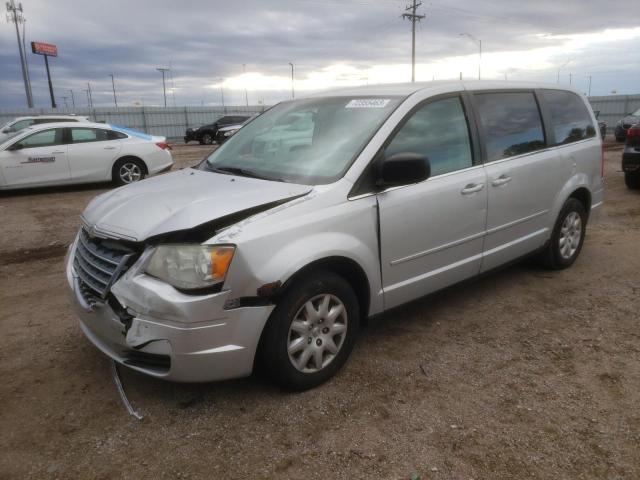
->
<box><xmin>65</xmin><ymin>243</ymin><xmax>273</xmax><ymax>382</ymax></box>
<box><xmin>622</xmin><ymin>149</ymin><xmax>640</xmax><ymax>173</ymax></box>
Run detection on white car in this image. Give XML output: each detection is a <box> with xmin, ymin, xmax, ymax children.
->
<box><xmin>0</xmin><ymin>115</ymin><xmax>90</xmax><ymax>144</ymax></box>
<box><xmin>0</xmin><ymin>122</ymin><xmax>173</xmax><ymax>190</ymax></box>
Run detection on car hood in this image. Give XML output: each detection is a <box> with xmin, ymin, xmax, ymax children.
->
<box><xmin>622</xmin><ymin>115</ymin><xmax>639</xmax><ymax>125</ymax></box>
<box><xmin>82</xmin><ymin>168</ymin><xmax>312</xmax><ymax>242</ymax></box>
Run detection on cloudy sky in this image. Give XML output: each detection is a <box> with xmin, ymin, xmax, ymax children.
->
<box><xmin>1</xmin><ymin>0</ymin><xmax>639</xmax><ymax>108</ymax></box>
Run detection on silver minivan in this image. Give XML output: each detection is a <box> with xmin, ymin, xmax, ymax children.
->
<box><xmin>66</xmin><ymin>81</ymin><xmax>603</xmax><ymax>390</ymax></box>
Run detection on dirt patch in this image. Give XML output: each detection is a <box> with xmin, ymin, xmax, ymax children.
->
<box><xmin>1</xmin><ymin>140</ymin><xmax>639</xmax><ymax>479</ymax></box>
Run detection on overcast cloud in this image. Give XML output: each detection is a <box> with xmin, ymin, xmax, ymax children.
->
<box><xmin>1</xmin><ymin>0</ymin><xmax>639</xmax><ymax>108</ymax></box>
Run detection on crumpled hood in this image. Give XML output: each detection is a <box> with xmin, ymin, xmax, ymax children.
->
<box><xmin>82</xmin><ymin>169</ymin><xmax>312</xmax><ymax>242</ymax></box>
<box><xmin>621</xmin><ymin>115</ymin><xmax>639</xmax><ymax>126</ymax></box>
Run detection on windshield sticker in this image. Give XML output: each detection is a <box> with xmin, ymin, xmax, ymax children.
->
<box><xmin>345</xmin><ymin>99</ymin><xmax>391</xmax><ymax>109</ymax></box>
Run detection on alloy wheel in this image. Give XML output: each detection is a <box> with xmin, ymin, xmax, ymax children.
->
<box><xmin>559</xmin><ymin>211</ymin><xmax>582</xmax><ymax>259</ymax></box>
<box><xmin>119</xmin><ymin>163</ymin><xmax>142</xmax><ymax>183</ymax></box>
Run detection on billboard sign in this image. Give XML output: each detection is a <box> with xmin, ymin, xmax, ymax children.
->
<box><xmin>31</xmin><ymin>42</ymin><xmax>58</xmax><ymax>57</ymax></box>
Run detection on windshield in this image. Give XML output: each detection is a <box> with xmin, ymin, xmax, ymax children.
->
<box><xmin>201</xmin><ymin>96</ymin><xmax>402</xmax><ymax>185</ymax></box>
<box><xmin>632</xmin><ymin>108</ymin><xmax>640</xmax><ymax>117</ymax></box>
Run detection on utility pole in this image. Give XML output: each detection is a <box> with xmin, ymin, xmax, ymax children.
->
<box><xmin>60</xmin><ymin>95</ymin><xmax>68</xmax><ymax>108</ymax></box>
<box><xmin>569</xmin><ymin>73</ymin><xmax>572</xmax><ymax>85</ymax></box>
<box><xmin>401</xmin><ymin>0</ymin><xmax>425</xmax><ymax>82</ymax></box>
<box><xmin>460</xmin><ymin>33</ymin><xmax>481</xmax><ymax>80</ymax></box>
<box><xmin>588</xmin><ymin>75</ymin><xmax>592</xmax><ymax>96</ymax></box>
<box><xmin>242</xmin><ymin>64</ymin><xmax>248</xmax><ymax>106</ymax></box>
<box><xmin>108</xmin><ymin>74</ymin><xmax>117</xmax><ymax>108</ymax></box>
<box><xmin>288</xmin><ymin>62</ymin><xmax>294</xmax><ymax>99</ymax></box>
<box><xmin>85</xmin><ymin>82</ymin><xmax>93</xmax><ymax>107</ymax></box>
<box><xmin>557</xmin><ymin>60</ymin><xmax>571</xmax><ymax>84</ymax></box>
<box><xmin>21</xmin><ymin>16</ymin><xmax>33</xmax><ymax>104</ymax></box>
<box><xmin>156</xmin><ymin>67</ymin><xmax>169</xmax><ymax>107</ymax></box>
<box><xmin>69</xmin><ymin>89</ymin><xmax>75</xmax><ymax>108</ymax></box>
<box><xmin>6</xmin><ymin>0</ymin><xmax>33</xmax><ymax>107</ymax></box>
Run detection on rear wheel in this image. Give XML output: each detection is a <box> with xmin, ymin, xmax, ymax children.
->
<box><xmin>113</xmin><ymin>158</ymin><xmax>146</xmax><ymax>186</ymax></box>
<box><xmin>537</xmin><ymin>198</ymin><xmax>587</xmax><ymax>270</ymax></box>
<box><xmin>259</xmin><ymin>270</ymin><xmax>359</xmax><ymax>391</ymax></box>
<box><xmin>625</xmin><ymin>172</ymin><xmax>640</xmax><ymax>190</ymax></box>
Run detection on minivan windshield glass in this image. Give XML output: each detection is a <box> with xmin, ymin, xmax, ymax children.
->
<box><xmin>202</xmin><ymin>96</ymin><xmax>402</xmax><ymax>185</ymax></box>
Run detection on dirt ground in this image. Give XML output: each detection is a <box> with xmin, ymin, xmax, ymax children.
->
<box><xmin>1</xmin><ymin>141</ymin><xmax>638</xmax><ymax>480</ymax></box>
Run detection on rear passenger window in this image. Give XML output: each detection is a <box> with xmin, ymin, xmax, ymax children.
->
<box><xmin>385</xmin><ymin>96</ymin><xmax>473</xmax><ymax>177</ymax></box>
<box><xmin>541</xmin><ymin>90</ymin><xmax>596</xmax><ymax>145</ymax></box>
<box><xmin>70</xmin><ymin>128</ymin><xmax>107</xmax><ymax>143</ymax></box>
<box><xmin>474</xmin><ymin>92</ymin><xmax>545</xmax><ymax>162</ymax></box>
<box><xmin>107</xmin><ymin>130</ymin><xmax>128</xmax><ymax>140</ymax></box>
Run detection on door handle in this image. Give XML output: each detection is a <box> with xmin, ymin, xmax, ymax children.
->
<box><xmin>460</xmin><ymin>183</ymin><xmax>484</xmax><ymax>195</ymax></box>
<box><xmin>51</xmin><ymin>151</ymin><xmax>65</xmax><ymax>154</ymax></box>
<box><xmin>103</xmin><ymin>146</ymin><xmax>117</xmax><ymax>150</ymax></box>
<box><xmin>491</xmin><ymin>175</ymin><xmax>512</xmax><ymax>187</ymax></box>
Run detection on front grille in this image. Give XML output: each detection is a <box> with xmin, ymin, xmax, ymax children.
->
<box><xmin>73</xmin><ymin>228</ymin><xmax>135</xmax><ymax>302</ymax></box>
<box><xmin>124</xmin><ymin>350</ymin><xmax>171</xmax><ymax>373</ymax></box>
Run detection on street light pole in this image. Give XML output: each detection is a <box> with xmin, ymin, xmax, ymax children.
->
<box><xmin>216</xmin><ymin>77</ymin><xmax>225</xmax><ymax>107</ymax></box>
<box><xmin>69</xmin><ymin>89</ymin><xmax>75</xmax><ymax>108</ymax></box>
<box><xmin>288</xmin><ymin>62</ymin><xmax>294</xmax><ymax>99</ymax></box>
<box><xmin>460</xmin><ymin>33</ymin><xmax>481</xmax><ymax>80</ymax></box>
<box><xmin>109</xmin><ymin>74</ymin><xmax>118</xmax><ymax>108</ymax></box>
<box><xmin>588</xmin><ymin>75</ymin><xmax>592</xmax><ymax>96</ymax></box>
<box><xmin>242</xmin><ymin>64</ymin><xmax>248</xmax><ymax>106</ymax></box>
<box><xmin>156</xmin><ymin>67</ymin><xmax>169</xmax><ymax>107</ymax></box>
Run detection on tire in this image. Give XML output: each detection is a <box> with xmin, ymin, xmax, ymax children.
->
<box><xmin>202</xmin><ymin>133</ymin><xmax>214</xmax><ymax>145</ymax></box>
<box><xmin>625</xmin><ymin>172</ymin><xmax>640</xmax><ymax>190</ymax></box>
<box><xmin>616</xmin><ymin>136</ymin><xmax>625</xmax><ymax>143</ymax></box>
<box><xmin>259</xmin><ymin>270</ymin><xmax>360</xmax><ymax>391</ymax></box>
<box><xmin>112</xmin><ymin>158</ymin><xmax>146</xmax><ymax>186</ymax></box>
<box><xmin>537</xmin><ymin>198</ymin><xmax>587</xmax><ymax>270</ymax></box>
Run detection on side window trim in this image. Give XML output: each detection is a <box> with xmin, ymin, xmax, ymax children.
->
<box><xmin>467</xmin><ymin>88</ymin><xmax>549</xmax><ymax>164</ymax></box>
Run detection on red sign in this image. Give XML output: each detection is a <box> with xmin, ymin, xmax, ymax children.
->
<box><xmin>31</xmin><ymin>42</ymin><xmax>58</xmax><ymax>57</ymax></box>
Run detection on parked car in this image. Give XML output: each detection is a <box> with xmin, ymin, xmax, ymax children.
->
<box><xmin>184</xmin><ymin>115</ymin><xmax>251</xmax><ymax>144</ymax></box>
<box><xmin>67</xmin><ymin>81</ymin><xmax>603</xmax><ymax>390</ymax></box>
<box><xmin>0</xmin><ymin>123</ymin><xmax>173</xmax><ymax>190</ymax></box>
<box><xmin>622</xmin><ymin>124</ymin><xmax>640</xmax><ymax>189</ymax></box>
<box><xmin>214</xmin><ymin>115</ymin><xmax>259</xmax><ymax>144</ymax></box>
<box><xmin>614</xmin><ymin>107</ymin><xmax>640</xmax><ymax>142</ymax></box>
<box><xmin>0</xmin><ymin>114</ymin><xmax>89</xmax><ymax>143</ymax></box>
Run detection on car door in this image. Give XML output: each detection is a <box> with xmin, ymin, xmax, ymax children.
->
<box><xmin>0</xmin><ymin>127</ymin><xmax>69</xmax><ymax>187</ymax></box>
<box><xmin>376</xmin><ymin>94</ymin><xmax>488</xmax><ymax>309</ymax></box>
<box><xmin>67</xmin><ymin>127</ymin><xmax>122</xmax><ymax>183</ymax></box>
<box><xmin>470</xmin><ymin>90</ymin><xmax>562</xmax><ymax>272</ymax></box>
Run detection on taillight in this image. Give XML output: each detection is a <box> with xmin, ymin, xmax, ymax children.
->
<box><xmin>155</xmin><ymin>142</ymin><xmax>171</xmax><ymax>150</ymax></box>
<box><xmin>626</xmin><ymin>125</ymin><xmax>640</xmax><ymax>145</ymax></box>
<box><xmin>601</xmin><ymin>142</ymin><xmax>605</xmax><ymax>179</ymax></box>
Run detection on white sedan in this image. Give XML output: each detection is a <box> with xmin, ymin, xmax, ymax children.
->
<box><xmin>0</xmin><ymin>122</ymin><xmax>173</xmax><ymax>190</ymax></box>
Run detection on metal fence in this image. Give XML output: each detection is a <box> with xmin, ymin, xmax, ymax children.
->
<box><xmin>1</xmin><ymin>94</ymin><xmax>638</xmax><ymax>139</ymax></box>
<box><xmin>0</xmin><ymin>105</ymin><xmax>267</xmax><ymax>141</ymax></box>
<box><xmin>588</xmin><ymin>95</ymin><xmax>640</xmax><ymax>134</ymax></box>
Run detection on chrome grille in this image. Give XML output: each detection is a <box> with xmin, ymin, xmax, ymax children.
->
<box><xmin>73</xmin><ymin>228</ymin><xmax>133</xmax><ymax>301</ymax></box>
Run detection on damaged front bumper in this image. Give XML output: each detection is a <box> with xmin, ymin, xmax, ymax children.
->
<box><xmin>65</xmin><ymin>242</ymin><xmax>274</xmax><ymax>382</ymax></box>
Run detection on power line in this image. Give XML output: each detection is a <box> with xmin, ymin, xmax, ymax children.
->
<box><xmin>401</xmin><ymin>0</ymin><xmax>425</xmax><ymax>82</ymax></box>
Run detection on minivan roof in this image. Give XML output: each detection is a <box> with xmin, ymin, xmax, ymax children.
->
<box><xmin>308</xmin><ymin>80</ymin><xmax>586</xmax><ymax>98</ymax></box>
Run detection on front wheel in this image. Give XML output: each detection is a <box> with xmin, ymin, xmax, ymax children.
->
<box><xmin>537</xmin><ymin>198</ymin><xmax>587</xmax><ymax>270</ymax></box>
<box><xmin>259</xmin><ymin>270</ymin><xmax>360</xmax><ymax>391</ymax></box>
<box><xmin>202</xmin><ymin>133</ymin><xmax>214</xmax><ymax>145</ymax></box>
<box><xmin>113</xmin><ymin>158</ymin><xmax>146</xmax><ymax>186</ymax></box>
<box><xmin>625</xmin><ymin>172</ymin><xmax>640</xmax><ymax>190</ymax></box>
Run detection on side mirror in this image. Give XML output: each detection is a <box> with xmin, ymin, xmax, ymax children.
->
<box><xmin>7</xmin><ymin>143</ymin><xmax>23</xmax><ymax>151</ymax></box>
<box><xmin>1</xmin><ymin>127</ymin><xmax>11</xmax><ymax>134</ymax></box>
<box><xmin>377</xmin><ymin>152</ymin><xmax>431</xmax><ymax>189</ymax></box>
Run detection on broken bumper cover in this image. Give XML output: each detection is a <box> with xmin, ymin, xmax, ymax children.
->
<box><xmin>65</xmin><ymin>246</ymin><xmax>273</xmax><ymax>383</ymax></box>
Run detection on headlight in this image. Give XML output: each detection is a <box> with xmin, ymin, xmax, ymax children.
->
<box><xmin>224</xmin><ymin>129</ymin><xmax>238</xmax><ymax>137</ymax></box>
<box><xmin>145</xmin><ymin>244</ymin><xmax>235</xmax><ymax>290</ymax></box>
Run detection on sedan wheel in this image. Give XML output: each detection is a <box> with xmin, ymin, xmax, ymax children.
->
<box><xmin>203</xmin><ymin>133</ymin><xmax>213</xmax><ymax>145</ymax></box>
<box><xmin>119</xmin><ymin>162</ymin><xmax>143</xmax><ymax>184</ymax></box>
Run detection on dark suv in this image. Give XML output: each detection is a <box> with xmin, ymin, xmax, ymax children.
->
<box><xmin>622</xmin><ymin>124</ymin><xmax>640</xmax><ymax>189</ymax></box>
<box><xmin>184</xmin><ymin>115</ymin><xmax>250</xmax><ymax>144</ymax></box>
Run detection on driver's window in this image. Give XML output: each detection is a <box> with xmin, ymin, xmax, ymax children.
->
<box><xmin>17</xmin><ymin>129</ymin><xmax>59</xmax><ymax>149</ymax></box>
<box><xmin>385</xmin><ymin>96</ymin><xmax>473</xmax><ymax>177</ymax></box>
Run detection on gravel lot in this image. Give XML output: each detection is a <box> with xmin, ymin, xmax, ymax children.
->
<box><xmin>1</xmin><ymin>141</ymin><xmax>638</xmax><ymax>479</ymax></box>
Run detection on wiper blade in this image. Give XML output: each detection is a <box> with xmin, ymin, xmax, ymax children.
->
<box><xmin>209</xmin><ymin>166</ymin><xmax>284</xmax><ymax>182</ymax></box>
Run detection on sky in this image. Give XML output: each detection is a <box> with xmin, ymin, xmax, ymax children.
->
<box><xmin>1</xmin><ymin>0</ymin><xmax>639</xmax><ymax>109</ymax></box>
